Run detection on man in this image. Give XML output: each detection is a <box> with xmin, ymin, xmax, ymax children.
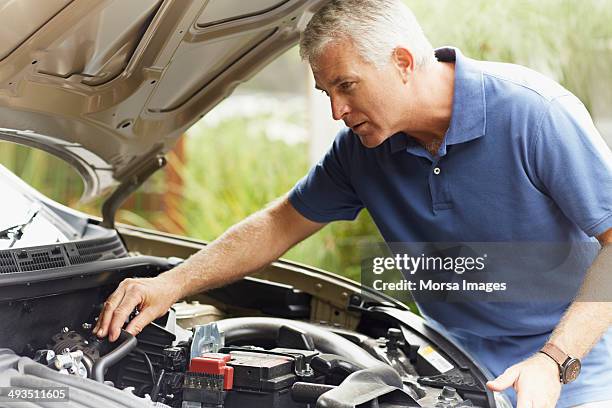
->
<box><xmin>94</xmin><ymin>1</ymin><xmax>612</xmax><ymax>407</ymax></box>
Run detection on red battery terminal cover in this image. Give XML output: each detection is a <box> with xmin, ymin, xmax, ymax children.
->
<box><xmin>189</xmin><ymin>352</ymin><xmax>234</xmax><ymax>390</ymax></box>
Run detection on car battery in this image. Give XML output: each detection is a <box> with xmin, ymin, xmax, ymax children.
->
<box><xmin>184</xmin><ymin>349</ymin><xmax>317</xmax><ymax>408</ymax></box>
<box><xmin>183</xmin><ymin>353</ymin><xmax>234</xmax><ymax>408</ymax></box>
<box><xmin>223</xmin><ymin>350</ymin><xmax>304</xmax><ymax>408</ymax></box>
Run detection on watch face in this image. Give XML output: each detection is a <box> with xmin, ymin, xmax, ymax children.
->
<box><xmin>563</xmin><ymin>359</ymin><xmax>581</xmax><ymax>383</ymax></box>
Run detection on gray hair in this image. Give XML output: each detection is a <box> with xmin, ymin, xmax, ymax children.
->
<box><xmin>300</xmin><ymin>0</ymin><xmax>436</xmax><ymax>70</ymax></box>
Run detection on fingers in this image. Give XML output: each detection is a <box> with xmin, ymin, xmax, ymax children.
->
<box><xmin>125</xmin><ymin>307</ymin><xmax>159</xmax><ymax>337</ymax></box>
<box><xmin>489</xmin><ymin>357</ymin><xmax>561</xmax><ymax>408</ymax></box>
<box><xmin>108</xmin><ymin>291</ymin><xmax>142</xmax><ymax>342</ymax></box>
<box><xmin>486</xmin><ymin>366</ymin><xmax>518</xmax><ymax>392</ymax></box>
<box><xmin>93</xmin><ymin>276</ymin><xmax>179</xmax><ymax>342</ymax></box>
<box><xmin>94</xmin><ymin>279</ymin><xmax>144</xmax><ymax>342</ymax></box>
<box><xmin>516</xmin><ymin>390</ymin><xmax>533</xmax><ymax>408</ymax></box>
<box><xmin>94</xmin><ymin>283</ymin><xmax>127</xmax><ymax>338</ymax></box>
<box><xmin>517</xmin><ymin>387</ymin><xmax>557</xmax><ymax>408</ymax></box>
<box><xmin>517</xmin><ymin>389</ymin><xmax>558</xmax><ymax>408</ymax></box>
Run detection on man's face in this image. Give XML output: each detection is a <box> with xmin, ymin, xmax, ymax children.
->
<box><xmin>312</xmin><ymin>40</ymin><xmax>409</xmax><ymax>148</ymax></box>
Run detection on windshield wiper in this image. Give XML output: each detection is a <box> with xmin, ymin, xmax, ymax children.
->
<box><xmin>0</xmin><ymin>205</ymin><xmax>41</xmax><ymax>248</ymax></box>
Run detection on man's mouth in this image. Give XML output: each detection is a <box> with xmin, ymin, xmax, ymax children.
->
<box><xmin>352</xmin><ymin>121</ymin><xmax>366</xmax><ymax>131</ymax></box>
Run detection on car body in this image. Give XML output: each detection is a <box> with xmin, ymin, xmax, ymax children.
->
<box><xmin>0</xmin><ymin>1</ymin><xmax>511</xmax><ymax>407</ymax></box>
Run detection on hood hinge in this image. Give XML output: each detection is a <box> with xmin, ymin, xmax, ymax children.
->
<box><xmin>101</xmin><ymin>155</ymin><xmax>166</xmax><ymax>229</ymax></box>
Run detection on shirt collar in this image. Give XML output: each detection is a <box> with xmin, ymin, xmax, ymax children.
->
<box><xmin>390</xmin><ymin>47</ymin><xmax>487</xmax><ymax>154</ymax></box>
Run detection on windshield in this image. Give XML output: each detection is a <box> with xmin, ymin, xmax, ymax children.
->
<box><xmin>0</xmin><ymin>167</ymin><xmax>72</xmax><ymax>250</ymax></box>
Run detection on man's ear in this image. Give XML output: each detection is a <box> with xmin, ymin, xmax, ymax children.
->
<box><xmin>392</xmin><ymin>47</ymin><xmax>414</xmax><ymax>83</ymax></box>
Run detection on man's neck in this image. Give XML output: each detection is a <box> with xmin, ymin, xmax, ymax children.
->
<box><xmin>401</xmin><ymin>61</ymin><xmax>455</xmax><ymax>151</ymax></box>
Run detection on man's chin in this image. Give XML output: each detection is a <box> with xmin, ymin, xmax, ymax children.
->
<box><xmin>356</xmin><ymin>131</ymin><xmax>384</xmax><ymax>148</ymax></box>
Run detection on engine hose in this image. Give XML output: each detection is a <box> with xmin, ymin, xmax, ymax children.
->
<box><xmin>2</xmin><ymin>401</ymin><xmax>40</xmax><ymax>408</ymax></box>
<box><xmin>291</xmin><ymin>382</ymin><xmax>336</xmax><ymax>403</ymax></box>
<box><xmin>11</xmin><ymin>374</ymin><xmax>123</xmax><ymax>408</ymax></box>
<box><xmin>4</xmin><ymin>402</ymin><xmax>68</xmax><ymax>408</ymax></box>
<box><xmin>215</xmin><ymin>317</ymin><xmax>383</xmax><ymax>367</ymax></box>
<box><xmin>0</xmin><ymin>348</ymin><xmax>21</xmax><ymax>370</ymax></box>
<box><xmin>21</xmin><ymin>362</ymin><xmax>149</xmax><ymax>408</ymax></box>
<box><xmin>91</xmin><ymin>330</ymin><xmax>137</xmax><ymax>383</ymax></box>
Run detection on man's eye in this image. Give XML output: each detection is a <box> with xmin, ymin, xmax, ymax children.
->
<box><xmin>320</xmin><ymin>89</ymin><xmax>329</xmax><ymax>96</ymax></box>
<box><xmin>340</xmin><ymin>82</ymin><xmax>355</xmax><ymax>91</ymax></box>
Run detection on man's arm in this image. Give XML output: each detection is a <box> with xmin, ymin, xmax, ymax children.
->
<box><xmin>93</xmin><ymin>196</ymin><xmax>325</xmax><ymax>342</ymax></box>
<box><xmin>487</xmin><ymin>227</ymin><xmax>612</xmax><ymax>408</ymax></box>
<box><xmin>548</xmin><ymin>228</ymin><xmax>612</xmax><ymax>358</ymax></box>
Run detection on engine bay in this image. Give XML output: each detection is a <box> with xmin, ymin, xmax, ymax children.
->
<box><xmin>0</xmin><ymin>229</ymin><xmax>508</xmax><ymax>408</ymax></box>
<box><xmin>2</xmin><ymin>315</ymin><xmax>479</xmax><ymax>408</ymax></box>
<box><xmin>0</xmin><ymin>303</ymin><xmax>492</xmax><ymax>407</ymax></box>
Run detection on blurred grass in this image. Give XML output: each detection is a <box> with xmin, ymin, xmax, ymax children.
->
<box><xmin>179</xmin><ymin>109</ymin><xmax>379</xmax><ymax>283</ymax></box>
<box><xmin>0</xmin><ymin>142</ymin><xmax>85</xmax><ymax>207</ymax></box>
<box><xmin>409</xmin><ymin>0</ymin><xmax>612</xmax><ymax>110</ymax></box>
<box><xmin>2</xmin><ymin>0</ymin><xmax>611</xmax><ymax>289</ymax></box>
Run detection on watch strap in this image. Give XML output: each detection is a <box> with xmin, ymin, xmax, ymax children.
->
<box><xmin>540</xmin><ymin>343</ymin><xmax>568</xmax><ymax>366</ymax></box>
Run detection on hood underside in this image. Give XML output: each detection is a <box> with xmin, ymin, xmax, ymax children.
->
<box><xmin>0</xmin><ymin>0</ymin><xmax>325</xmax><ymax>200</ymax></box>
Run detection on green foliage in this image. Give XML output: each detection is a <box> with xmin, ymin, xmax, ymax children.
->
<box><xmin>182</xmin><ymin>116</ymin><xmax>308</xmax><ymax>235</ymax></box>
<box><xmin>0</xmin><ymin>142</ymin><xmax>84</xmax><ymax>207</ymax></box>
<box><xmin>407</xmin><ymin>0</ymin><xmax>612</xmax><ymax>109</ymax></box>
<box><xmin>180</xmin><ymin>112</ymin><xmax>381</xmax><ymax>282</ymax></box>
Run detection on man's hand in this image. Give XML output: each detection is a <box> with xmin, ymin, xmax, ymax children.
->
<box><xmin>486</xmin><ymin>353</ymin><xmax>561</xmax><ymax>408</ymax></box>
<box><xmin>92</xmin><ymin>197</ymin><xmax>324</xmax><ymax>342</ymax></box>
<box><xmin>93</xmin><ymin>275</ymin><xmax>182</xmax><ymax>342</ymax></box>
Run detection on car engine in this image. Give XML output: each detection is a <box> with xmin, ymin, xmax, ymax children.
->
<box><xmin>0</xmin><ymin>228</ymin><xmax>510</xmax><ymax>408</ymax></box>
<box><xmin>0</xmin><ymin>313</ymin><xmax>490</xmax><ymax>408</ymax></box>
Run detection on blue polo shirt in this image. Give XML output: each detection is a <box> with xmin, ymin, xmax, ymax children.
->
<box><xmin>289</xmin><ymin>48</ymin><xmax>612</xmax><ymax>406</ymax></box>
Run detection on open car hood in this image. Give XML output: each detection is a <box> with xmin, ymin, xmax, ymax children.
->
<box><xmin>0</xmin><ymin>0</ymin><xmax>325</xmax><ymax>202</ymax></box>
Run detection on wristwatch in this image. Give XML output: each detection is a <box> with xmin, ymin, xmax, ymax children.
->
<box><xmin>539</xmin><ymin>343</ymin><xmax>581</xmax><ymax>384</ymax></box>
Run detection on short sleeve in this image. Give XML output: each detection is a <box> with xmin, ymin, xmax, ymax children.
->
<box><xmin>532</xmin><ymin>95</ymin><xmax>612</xmax><ymax>237</ymax></box>
<box><xmin>289</xmin><ymin>129</ymin><xmax>364</xmax><ymax>222</ymax></box>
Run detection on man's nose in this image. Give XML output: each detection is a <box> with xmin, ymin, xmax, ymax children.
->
<box><xmin>330</xmin><ymin>95</ymin><xmax>350</xmax><ymax>121</ymax></box>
